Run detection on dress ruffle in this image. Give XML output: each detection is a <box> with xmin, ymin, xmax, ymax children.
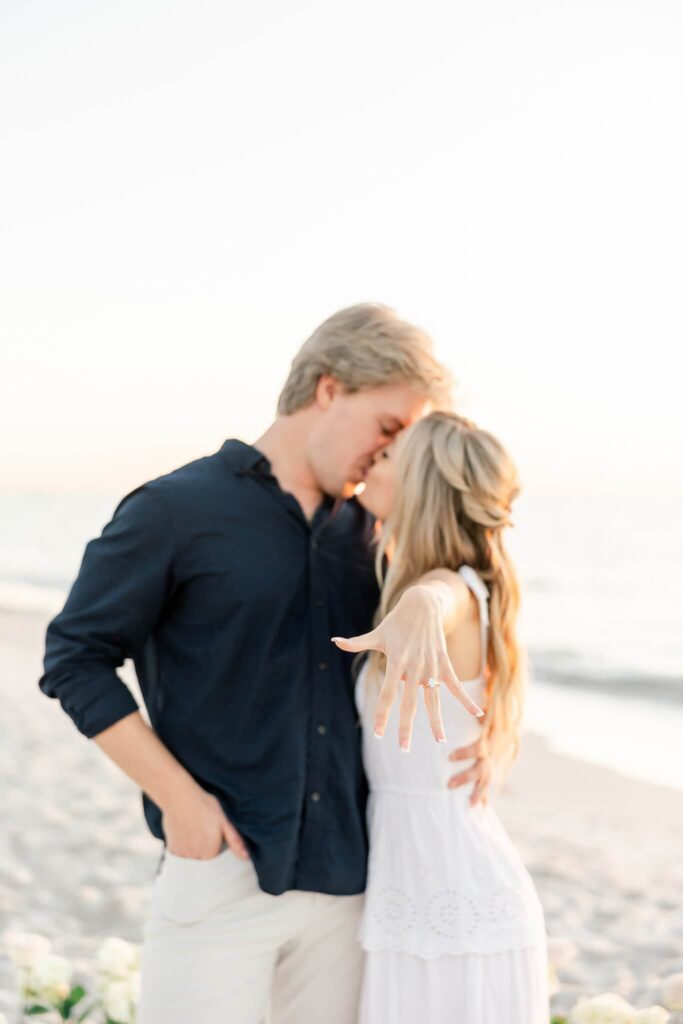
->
<box><xmin>359</xmin><ymin>944</ymin><xmax>550</xmax><ymax>1024</ymax></box>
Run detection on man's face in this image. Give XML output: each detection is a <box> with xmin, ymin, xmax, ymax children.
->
<box><xmin>353</xmin><ymin>426</ymin><xmax>410</xmax><ymax>520</ymax></box>
<box><xmin>307</xmin><ymin>378</ymin><xmax>432</xmax><ymax>500</ymax></box>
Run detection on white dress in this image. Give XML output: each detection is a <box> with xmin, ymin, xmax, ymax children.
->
<box><xmin>354</xmin><ymin>565</ymin><xmax>550</xmax><ymax>1024</ymax></box>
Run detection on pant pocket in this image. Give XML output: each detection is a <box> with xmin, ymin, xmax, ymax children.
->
<box><xmin>152</xmin><ymin>845</ymin><xmax>254</xmax><ymax>925</ymax></box>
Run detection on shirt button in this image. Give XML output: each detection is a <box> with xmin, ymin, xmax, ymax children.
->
<box><xmin>310</xmin><ymin>791</ymin><xmax>321</xmax><ymax>802</ymax></box>
<box><xmin>317</xmin><ymin>724</ymin><xmax>327</xmax><ymax>735</ymax></box>
<box><xmin>318</xmin><ymin>661</ymin><xmax>328</xmax><ymax>670</ymax></box>
<box><xmin>314</xmin><ymin>598</ymin><xmax>323</xmax><ymax>608</ymax></box>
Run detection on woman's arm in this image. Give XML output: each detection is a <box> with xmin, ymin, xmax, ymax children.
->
<box><xmin>332</xmin><ymin>569</ymin><xmax>485</xmax><ymax>750</ymax></box>
<box><xmin>401</xmin><ymin>570</ymin><xmax>492</xmax><ymax>806</ymax></box>
<box><xmin>404</xmin><ymin>568</ymin><xmax>472</xmax><ymax>637</ymax></box>
<box><xmin>332</xmin><ymin>567</ymin><xmax>492</xmax><ymax>803</ymax></box>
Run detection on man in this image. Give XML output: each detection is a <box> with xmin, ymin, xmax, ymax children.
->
<box><xmin>39</xmin><ymin>303</ymin><xmax>492</xmax><ymax>1024</ymax></box>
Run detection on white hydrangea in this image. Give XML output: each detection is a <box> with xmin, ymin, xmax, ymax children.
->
<box><xmin>102</xmin><ymin>975</ymin><xmax>140</xmax><ymax>1024</ymax></box>
<box><xmin>92</xmin><ymin>938</ymin><xmax>141</xmax><ymax>1024</ymax></box>
<box><xmin>2</xmin><ymin>929</ymin><xmax>51</xmax><ymax>969</ymax></box>
<box><xmin>28</xmin><ymin>953</ymin><xmax>73</xmax><ymax>1004</ymax></box>
<box><xmin>549</xmin><ymin>963</ymin><xmax>560</xmax><ymax>996</ymax></box>
<box><xmin>95</xmin><ymin>936</ymin><xmax>141</xmax><ymax>979</ymax></box>
<box><xmin>633</xmin><ymin>1007</ymin><xmax>670</xmax><ymax>1024</ymax></box>
<box><xmin>569</xmin><ymin>993</ymin><xmax>636</xmax><ymax>1024</ymax></box>
<box><xmin>661</xmin><ymin>973</ymin><xmax>683</xmax><ymax>1011</ymax></box>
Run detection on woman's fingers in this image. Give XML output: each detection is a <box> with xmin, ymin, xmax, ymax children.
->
<box><xmin>331</xmin><ymin>629</ymin><xmax>383</xmax><ymax>653</ymax></box>
<box><xmin>448</xmin><ymin>738</ymin><xmax>482</xmax><ymax>761</ymax></box>
<box><xmin>469</xmin><ymin>778</ymin><xmax>485</xmax><ymax>806</ymax></box>
<box><xmin>470</xmin><ymin>762</ymin><xmax>492</xmax><ymax>806</ymax></box>
<box><xmin>438</xmin><ymin>652</ymin><xmax>485</xmax><ymax>719</ymax></box>
<box><xmin>448</xmin><ymin>763</ymin><xmax>478</xmax><ymax>788</ymax></box>
<box><xmin>371</xmin><ymin>646</ymin><xmax>486</xmax><ymax>746</ymax></box>
<box><xmin>422</xmin><ymin>677</ymin><xmax>447</xmax><ymax>744</ymax></box>
<box><xmin>373</xmin><ymin>659</ymin><xmax>403</xmax><ymax>738</ymax></box>
<box><xmin>398</xmin><ymin>678</ymin><xmax>420</xmax><ymax>752</ymax></box>
<box><xmin>448</xmin><ymin>757</ymin><xmax>491</xmax><ymax>805</ymax></box>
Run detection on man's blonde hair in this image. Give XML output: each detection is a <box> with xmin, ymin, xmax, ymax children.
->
<box><xmin>276</xmin><ymin>303</ymin><xmax>455</xmax><ymax>414</ymax></box>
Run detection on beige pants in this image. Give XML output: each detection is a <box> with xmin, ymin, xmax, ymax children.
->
<box><xmin>137</xmin><ymin>841</ymin><xmax>365</xmax><ymax>1024</ymax></box>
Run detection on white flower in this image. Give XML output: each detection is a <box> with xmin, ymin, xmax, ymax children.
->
<box><xmin>549</xmin><ymin>963</ymin><xmax>561</xmax><ymax>996</ymax></box>
<box><xmin>548</xmin><ymin>935</ymin><xmax>579</xmax><ymax>968</ymax></box>
<box><xmin>129</xmin><ymin>969</ymin><xmax>141</xmax><ymax>1002</ymax></box>
<box><xmin>0</xmin><ymin>1013</ymin><xmax>9</xmax><ymax>1024</ymax></box>
<box><xmin>2</xmin><ymin>929</ymin><xmax>51</xmax><ymax>969</ymax></box>
<box><xmin>102</xmin><ymin>975</ymin><xmax>139</xmax><ymax>1024</ymax></box>
<box><xmin>15</xmin><ymin>964</ymin><xmax>34</xmax><ymax>998</ymax></box>
<box><xmin>633</xmin><ymin>1008</ymin><xmax>670</xmax><ymax>1024</ymax></box>
<box><xmin>95</xmin><ymin>937</ymin><xmax>141</xmax><ymax>979</ymax></box>
<box><xmin>661</xmin><ymin>974</ymin><xmax>683</xmax><ymax>1011</ymax></box>
<box><xmin>29</xmin><ymin>953</ymin><xmax>73</xmax><ymax>1004</ymax></box>
<box><xmin>569</xmin><ymin>992</ymin><xmax>636</xmax><ymax>1024</ymax></box>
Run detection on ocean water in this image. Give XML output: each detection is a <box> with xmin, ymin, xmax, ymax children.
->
<box><xmin>2</xmin><ymin>490</ymin><xmax>682</xmax><ymax>788</ymax></box>
<box><xmin>508</xmin><ymin>493</ymin><xmax>683</xmax><ymax>695</ymax></box>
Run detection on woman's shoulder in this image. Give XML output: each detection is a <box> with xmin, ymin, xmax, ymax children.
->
<box><xmin>456</xmin><ymin>564</ymin><xmax>490</xmax><ymax>603</ymax></box>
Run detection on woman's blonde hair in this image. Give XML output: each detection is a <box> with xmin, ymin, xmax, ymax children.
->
<box><xmin>359</xmin><ymin>410</ymin><xmax>526</xmax><ymax>789</ymax></box>
<box><xmin>277</xmin><ymin>303</ymin><xmax>454</xmax><ymax>413</ymax></box>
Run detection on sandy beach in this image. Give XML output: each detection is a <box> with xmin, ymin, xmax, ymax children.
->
<box><xmin>1</xmin><ymin>604</ymin><xmax>682</xmax><ymax>1021</ymax></box>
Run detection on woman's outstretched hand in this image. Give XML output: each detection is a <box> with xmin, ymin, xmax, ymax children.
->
<box><xmin>331</xmin><ymin>585</ymin><xmax>485</xmax><ymax>752</ymax></box>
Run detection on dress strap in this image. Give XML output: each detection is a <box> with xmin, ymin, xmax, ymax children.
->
<box><xmin>456</xmin><ymin>565</ymin><xmax>489</xmax><ymax>678</ymax></box>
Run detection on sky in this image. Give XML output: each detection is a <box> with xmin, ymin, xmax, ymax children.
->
<box><xmin>1</xmin><ymin>0</ymin><xmax>682</xmax><ymax>497</ymax></box>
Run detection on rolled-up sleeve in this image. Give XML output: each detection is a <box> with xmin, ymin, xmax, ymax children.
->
<box><xmin>38</xmin><ymin>483</ymin><xmax>175</xmax><ymax>739</ymax></box>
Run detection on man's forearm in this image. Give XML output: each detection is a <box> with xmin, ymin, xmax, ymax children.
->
<box><xmin>92</xmin><ymin>711</ymin><xmax>201</xmax><ymax>812</ymax></box>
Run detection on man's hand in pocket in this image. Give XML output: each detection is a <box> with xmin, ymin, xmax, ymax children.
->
<box><xmin>161</xmin><ymin>783</ymin><xmax>250</xmax><ymax>860</ymax></box>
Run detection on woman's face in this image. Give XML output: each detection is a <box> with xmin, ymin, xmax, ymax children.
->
<box><xmin>355</xmin><ymin>428</ymin><xmax>409</xmax><ymax>520</ymax></box>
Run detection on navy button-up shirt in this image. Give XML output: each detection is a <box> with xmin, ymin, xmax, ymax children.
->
<box><xmin>38</xmin><ymin>439</ymin><xmax>382</xmax><ymax>896</ymax></box>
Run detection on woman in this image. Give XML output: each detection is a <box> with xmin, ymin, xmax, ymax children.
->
<box><xmin>332</xmin><ymin>410</ymin><xmax>550</xmax><ymax>1024</ymax></box>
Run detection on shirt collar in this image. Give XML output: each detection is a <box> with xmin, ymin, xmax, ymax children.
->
<box><xmin>218</xmin><ymin>438</ymin><xmax>272</xmax><ymax>476</ymax></box>
<box><xmin>218</xmin><ymin>438</ymin><xmax>343</xmax><ymax>516</ymax></box>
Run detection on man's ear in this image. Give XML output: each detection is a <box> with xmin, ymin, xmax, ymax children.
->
<box><xmin>316</xmin><ymin>374</ymin><xmax>343</xmax><ymax>410</ymax></box>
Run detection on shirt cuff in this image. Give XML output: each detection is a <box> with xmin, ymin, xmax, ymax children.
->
<box><xmin>63</xmin><ymin>680</ymin><xmax>140</xmax><ymax>739</ymax></box>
